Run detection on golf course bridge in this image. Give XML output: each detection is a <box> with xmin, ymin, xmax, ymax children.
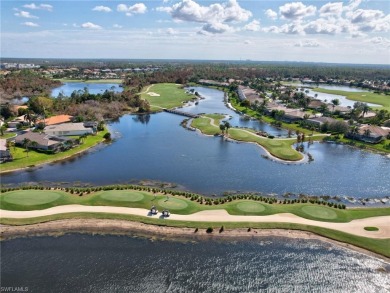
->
<box><xmin>163</xmin><ymin>108</ymin><xmax>200</xmax><ymax>118</ymax></box>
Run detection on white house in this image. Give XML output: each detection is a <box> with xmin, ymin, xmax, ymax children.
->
<box><xmin>44</xmin><ymin>123</ymin><xmax>94</xmax><ymax>136</ymax></box>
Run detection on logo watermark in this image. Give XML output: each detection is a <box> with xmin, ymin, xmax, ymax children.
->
<box><xmin>1</xmin><ymin>287</ymin><xmax>28</xmax><ymax>292</ymax></box>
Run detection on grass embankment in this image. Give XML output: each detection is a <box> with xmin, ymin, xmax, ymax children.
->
<box><xmin>140</xmin><ymin>83</ymin><xmax>196</xmax><ymax>111</ymax></box>
<box><xmin>1</xmin><ymin>189</ymin><xmax>389</xmax><ymax>257</ymax></box>
<box><xmin>313</xmin><ymin>88</ymin><xmax>390</xmax><ymax>111</ymax></box>
<box><xmin>0</xmin><ymin>131</ymin><xmax>108</xmax><ymax>173</ymax></box>
<box><xmin>192</xmin><ymin>114</ymin><xmax>303</xmax><ymax>161</ymax></box>
<box><xmin>55</xmin><ymin>79</ymin><xmax>123</xmax><ymax>84</ymax></box>
<box><xmin>326</xmin><ymin>135</ymin><xmax>390</xmax><ymax>153</ymax></box>
<box><xmin>1</xmin><ymin>189</ymin><xmax>389</xmax><ymax>223</ymax></box>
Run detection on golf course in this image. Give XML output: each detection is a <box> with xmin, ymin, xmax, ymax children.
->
<box><xmin>1</xmin><ymin>187</ymin><xmax>389</xmax><ymax>257</ymax></box>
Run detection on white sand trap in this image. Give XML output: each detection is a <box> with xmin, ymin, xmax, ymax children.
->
<box><xmin>147</xmin><ymin>92</ymin><xmax>160</xmax><ymax>97</ymax></box>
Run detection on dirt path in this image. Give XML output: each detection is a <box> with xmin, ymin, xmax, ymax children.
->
<box><xmin>1</xmin><ymin>206</ymin><xmax>389</xmax><ymax>239</ymax></box>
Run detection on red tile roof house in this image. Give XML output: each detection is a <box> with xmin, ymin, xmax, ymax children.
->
<box><xmin>345</xmin><ymin>124</ymin><xmax>390</xmax><ymax>143</ymax></box>
<box><xmin>306</xmin><ymin>117</ymin><xmax>340</xmax><ymax>127</ymax></box>
<box><xmin>37</xmin><ymin>115</ymin><xmax>73</xmax><ymax>126</ymax></box>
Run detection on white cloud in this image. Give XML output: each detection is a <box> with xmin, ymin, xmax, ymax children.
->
<box><xmin>22</xmin><ymin>21</ymin><xmax>39</xmax><ymax>27</ymax></box>
<box><xmin>351</xmin><ymin>9</ymin><xmax>384</xmax><ymax>24</ymax></box>
<box><xmin>113</xmin><ymin>24</ymin><xmax>123</xmax><ymax>29</ymax></box>
<box><xmin>23</xmin><ymin>3</ymin><xmax>53</xmax><ymax>11</ymax></box>
<box><xmin>366</xmin><ymin>37</ymin><xmax>390</xmax><ymax>47</ymax></box>
<box><xmin>244</xmin><ymin>20</ymin><xmax>260</xmax><ymax>32</ymax></box>
<box><xmin>14</xmin><ymin>11</ymin><xmax>38</xmax><ymax>19</ymax></box>
<box><xmin>117</xmin><ymin>3</ymin><xmax>147</xmax><ymax>16</ymax></box>
<box><xmin>200</xmin><ymin>22</ymin><xmax>235</xmax><ymax>34</ymax></box>
<box><xmin>157</xmin><ymin>0</ymin><xmax>251</xmax><ymax>35</ymax></box>
<box><xmin>81</xmin><ymin>22</ymin><xmax>102</xmax><ymax>30</ymax></box>
<box><xmin>279</xmin><ymin>2</ymin><xmax>316</xmax><ymax>20</ymax></box>
<box><xmin>294</xmin><ymin>40</ymin><xmax>320</xmax><ymax>47</ymax></box>
<box><xmin>265</xmin><ymin>9</ymin><xmax>277</xmax><ymax>20</ymax></box>
<box><xmin>344</xmin><ymin>0</ymin><xmax>362</xmax><ymax>12</ymax></box>
<box><xmin>244</xmin><ymin>40</ymin><xmax>252</xmax><ymax>45</ymax></box>
<box><xmin>166</xmin><ymin>28</ymin><xmax>178</xmax><ymax>35</ymax></box>
<box><xmin>304</xmin><ymin>19</ymin><xmax>341</xmax><ymax>35</ymax></box>
<box><xmin>319</xmin><ymin>2</ymin><xmax>343</xmax><ymax>17</ymax></box>
<box><xmin>93</xmin><ymin>6</ymin><xmax>112</xmax><ymax>13</ymax></box>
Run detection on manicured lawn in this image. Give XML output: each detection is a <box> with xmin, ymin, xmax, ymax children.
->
<box><xmin>140</xmin><ymin>83</ymin><xmax>195</xmax><ymax>111</ymax></box>
<box><xmin>313</xmin><ymin>88</ymin><xmax>390</xmax><ymax>111</ymax></box>
<box><xmin>0</xmin><ymin>131</ymin><xmax>108</xmax><ymax>173</ymax></box>
<box><xmin>2</xmin><ymin>189</ymin><xmax>389</xmax><ymax>223</ymax></box>
<box><xmin>1</xmin><ymin>188</ymin><xmax>389</xmax><ymax>257</ymax></box>
<box><xmin>0</xmin><ymin>133</ymin><xmax>16</xmax><ymax>139</ymax></box>
<box><xmin>2</xmin><ymin>190</ymin><xmax>63</xmax><ymax>206</ymax></box>
<box><xmin>364</xmin><ymin>227</ymin><xmax>379</xmax><ymax>231</ymax></box>
<box><xmin>191</xmin><ymin>114</ymin><xmax>303</xmax><ymax>161</ymax></box>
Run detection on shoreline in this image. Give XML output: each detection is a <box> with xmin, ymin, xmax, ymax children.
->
<box><xmin>0</xmin><ymin>137</ymin><xmax>106</xmax><ymax>175</ymax></box>
<box><xmin>1</xmin><ymin>218</ymin><xmax>389</xmax><ymax>263</ymax></box>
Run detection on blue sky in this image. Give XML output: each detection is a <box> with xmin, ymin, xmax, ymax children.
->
<box><xmin>1</xmin><ymin>0</ymin><xmax>389</xmax><ymax>64</ymax></box>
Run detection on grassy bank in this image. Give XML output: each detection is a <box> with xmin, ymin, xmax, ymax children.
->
<box><xmin>1</xmin><ymin>189</ymin><xmax>389</xmax><ymax>223</ymax></box>
<box><xmin>191</xmin><ymin>114</ymin><xmax>303</xmax><ymax>161</ymax></box>
<box><xmin>0</xmin><ymin>131</ymin><xmax>108</xmax><ymax>173</ymax></box>
<box><xmin>313</xmin><ymin>88</ymin><xmax>390</xmax><ymax>111</ymax></box>
<box><xmin>140</xmin><ymin>83</ymin><xmax>195</xmax><ymax>111</ymax></box>
<box><xmin>1</xmin><ymin>212</ymin><xmax>389</xmax><ymax>258</ymax></box>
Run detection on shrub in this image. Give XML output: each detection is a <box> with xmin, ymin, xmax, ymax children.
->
<box><xmin>206</xmin><ymin>227</ymin><xmax>213</xmax><ymax>233</ymax></box>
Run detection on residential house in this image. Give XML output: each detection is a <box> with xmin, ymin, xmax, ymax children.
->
<box><xmin>0</xmin><ymin>139</ymin><xmax>12</xmax><ymax>163</ymax></box>
<box><xmin>346</xmin><ymin>124</ymin><xmax>390</xmax><ymax>143</ymax></box>
<box><xmin>7</xmin><ymin>115</ymin><xmax>29</xmax><ymax>128</ymax></box>
<box><xmin>306</xmin><ymin>117</ymin><xmax>339</xmax><ymax>127</ymax></box>
<box><xmin>307</xmin><ymin>99</ymin><xmax>325</xmax><ymax>110</ymax></box>
<box><xmin>14</xmin><ymin>132</ymin><xmax>72</xmax><ymax>151</ymax></box>
<box><xmin>37</xmin><ymin>115</ymin><xmax>73</xmax><ymax>126</ymax></box>
<box><xmin>327</xmin><ymin>105</ymin><xmax>351</xmax><ymax>114</ymax></box>
<box><xmin>44</xmin><ymin>123</ymin><xmax>94</xmax><ymax>136</ymax></box>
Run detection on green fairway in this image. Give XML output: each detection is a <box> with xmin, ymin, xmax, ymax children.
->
<box><xmin>313</xmin><ymin>88</ymin><xmax>390</xmax><ymax>111</ymax></box>
<box><xmin>99</xmin><ymin>190</ymin><xmax>145</xmax><ymax>202</ymax></box>
<box><xmin>301</xmin><ymin>206</ymin><xmax>338</xmax><ymax>220</ymax></box>
<box><xmin>236</xmin><ymin>201</ymin><xmax>266</xmax><ymax>213</ymax></box>
<box><xmin>191</xmin><ymin>114</ymin><xmax>303</xmax><ymax>161</ymax></box>
<box><xmin>140</xmin><ymin>83</ymin><xmax>195</xmax><ymax>111</ymax></box>
<box><xmin>158</xmin><ymin>197</ymin><xmax>188</xmax><ymax>210</ymax></box>
<box><xmin>3</xmin><ymin>190</ymin><xmax>62</xmax><ymax>206</ymax></box>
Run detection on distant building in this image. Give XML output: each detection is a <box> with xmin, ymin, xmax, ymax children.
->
<box><xmin>0</xmin><ymin>139</ymin><xmax>12</xmax><ymax>163</ymax></box>
<box><xmin>306</xmin><ymin>117</ymin><xmax>339</xmax><ymax>127</ymax></box>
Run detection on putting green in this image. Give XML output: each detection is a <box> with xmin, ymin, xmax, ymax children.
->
<box><xmin>2</xmin><ymin>190</ymin><xmax>62</xmax><ymax>206</ymax></box>
<box><xmin>301</xmin><ymin>206</ymin><xmax>338</xmax><ymax>220</ymax></box>
<box><xmin>158</xmin><ymin>198</ymin><xmax>188</xmax><ymax>210</ymax></box>
<box><xmin>236</xmin><ymin>201</ymin><xmax>266</xmax><ymax>213</ymax></box>
<box><xmin>100</xmin><ymin>191</ymin><xmax>145</xmax><ymax>202</ymax></box>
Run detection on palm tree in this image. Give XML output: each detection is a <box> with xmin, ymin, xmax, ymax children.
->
<box><xmin>331</xmin><ymin>99</ymin><xmax>340</xmax><ymax>112</ymax></box>
<box><xmin>219</xmin><ymin>124</ymin><xmax>226</xmax><ymax>135</ymax></box>
<box><xmin>363</xmin><ymin>128</ymin><xmax>371</xmax><ymax>137</ymax></box>
<box><xmin>22</xmin><ymin>138</ymin><xmax>31</xmax><ymax>157</ymax></box>
<box><xmin>362</xmin><ymin>104</ymin><xmax>371</xmax><ymax>118</ymax></box>
<box><xmin>349</xmin><ymin>126</ymin><xmax>359</xmax><ymax>139</ymax></box>
<box><xmin>224</xmin><ymin>121</ymin><xmax>231</xmax><ymax>136</ymax></box>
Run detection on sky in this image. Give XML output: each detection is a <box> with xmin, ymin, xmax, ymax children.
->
<box><xmin>1</xmin><ymin>0</ymin><xmax>390</xmax><ymax>64</ymax></box>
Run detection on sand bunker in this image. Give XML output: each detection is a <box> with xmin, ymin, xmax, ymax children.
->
<box><xmin>147</xmin><ymin>92</ymin><xmax>160</xmax><ymax>97</ymax></box>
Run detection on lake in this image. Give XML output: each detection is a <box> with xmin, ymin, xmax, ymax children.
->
<box><xmin>1</xmin><ymin>234</ymin><xmax>389</xmax><ymax>292</ymax></box>
<box><xmin>2</xmin><ymin>85</ymin><xmax>389</xmax><ymax>201</ymax></box>
<box><xmin>51</xmin><ymin>82</ymin><xmax>123</xmax><ymax>97</ymax></box>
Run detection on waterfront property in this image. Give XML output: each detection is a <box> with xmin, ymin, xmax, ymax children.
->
<box><xmin>346</xmin><ymin>124</ymin><xmax>390</xmax><ymax>143</ymax></box>
<box><xmin>44</xmin><ymin>123</ymin><xmax>94</xmax><ymax>136</ymax></box>
<box><xmin>306</xmin><ymin>116</ymin><xmax>340</xmax><ymax>127</ymax></box>
<box><xmin>0</xmin><ymin>138</ymin><xmax>12</xmax><ymax>163</ymax></box>
<box><xmin>14</xmin><ymin>132</ymin><xmax>74</xmax><ymax>152</ymax></box>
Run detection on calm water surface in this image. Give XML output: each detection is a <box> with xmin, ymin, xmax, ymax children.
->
<box><xmin>1</xmin><ymin>234</ymin><xmax>389</xmax><ymax>293</ymax></box>
<box><xmin>2</xmin><ymin>86</ymin><xmax>389</xmax><ymax>198</ymax></box>
<box><xmin>51</xmin><ymin>82</ymin><xmax>122</xmax><ymax>97</ymax></box>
